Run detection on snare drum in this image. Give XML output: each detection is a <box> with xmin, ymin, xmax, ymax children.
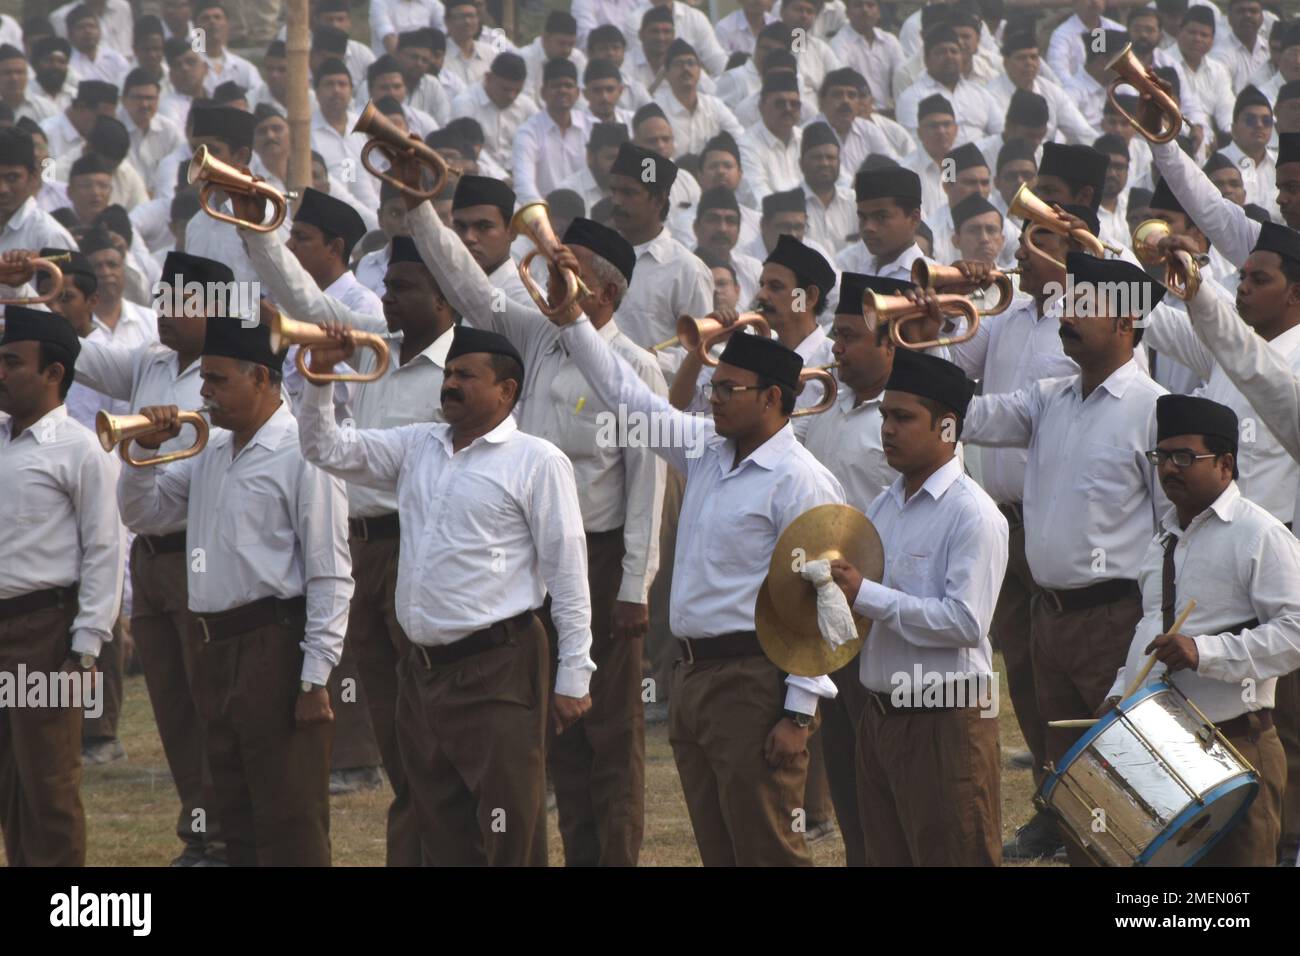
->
<box><xmin>1037</xmin><ymin>680</ymin><xmax>1259</xmax><ymax>866</ymax></box>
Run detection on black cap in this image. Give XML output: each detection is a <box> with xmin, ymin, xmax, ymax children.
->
<box><xmin>698</xmin><ymin>185</ymin><xmax>740</xmax><ymax>215</ymax></box>
<box><xmin>589</xmin><ymin>122</ymin><xmax>628</xmax><ymax>151</ymax></box>
<box><xmin>917</xmin><ymin>93</ymin><xmax>954</xmax><ymax>120</ymax></box>
<box><xmin>159</xmin><ymin>250</ymin><xmax>236</xmax><ymax>287</ymax></box>
<box><xmin>1007</xmin><ymin>89</ymin><xmax>1050</xmax><ymax>127</ymax></box>
<box><xmin>490</xmin><ymin>52</ymin><xmax>527</xmax><ymax>83</ymax></box>
<box><xmin>446</xmin><ymin>324</ymin><xmax>524</xmax><ymax>370</ymax></box>
<box><xmin>885</xmin><ymin>350</ymin><xmax>975</xmax><ymax>417</ymax></box>
<box><xmin>41</xmin><ymin>247</ymin><xmax>96</xmax><ymax>284</ymax></box>
<box><xmin>1060</xmin><ymin>203</ymin><xmax>1101</xmax><ymax>237</ymax></box>
<box><xmin>1203</xmin><ymin>152</ymin><xmax>1236</xmax><ymax>175</ymax></box>
<box><xmin>642</xmin><ymin>5</ymin><xmax>674</xmax><ymax>27</ymax></box>
<box><xmin>717</xmin><ymin>332</ymin><xmax>802</xmax><ymax>392</ymax></box>
<box><xmin>1148</xmin><ymin>177</ymin><xmax>1185</xmax><ymax>217</ymax></box>
<box><xmin>398</xmin><ymin>28</ymin><xmax>442</xmax><ymax>51</ymax></box>
<box><xmin>835</xmin><ymin>272</ymin><xmax>872</xmax><ymax>316</ymax></box>
<box><xmin>1253</xmin><ymin>221</ymin><xmax>1300</xmax><ymax>266</ymax></box>
<box><xmin>312</xmin><ymin>25</ymin><xmax>349</xmax><ymax>55</ymax></box>
<box><xmin>78</xmin><ymin>229</ymin><xmax>118</xmax><ymax>257</ymax></box>
<box><xmin>760</xmin><ymin>71</ymin><xmax>799</xmax><ymax>97</ymax></box>
<box><xmin>1233</xmin><ymin>84</ymin><xmax>1271</xmax><ymax>122</ymax></box>
<box><xmin>801</xmin><ymin>121</ymin><xmax>839</xmax><ymax>154</ymax></box>
<box><xmin>0</xmin><ymin>126</ymin><xmax>34</xmax><ymax>170</ymax></box>
<box><xmin>584</xmin><ymin>58</ymin><xmax>621</xmax><ymax>84</ymax></box>
<box><xmin>88</xmin><ymin>115</ymin><xmax>130</xmax><ymax>163</ymax></box>
<box><xmin>390</xmin><ymin>236</ymin><xmax>424</xmax><ymax>265</ymax></box>
<box><xmin>191</xmin><ymin>106</ymin><xmax>256</xmax><ymax>152</ymax></box>
<box><xmin>1039</xmin><ymin>143</ymin><xmax>1108</xmax><ymax>209</ymax></box>
<box><xmin>702</xmin><ymin>131</ymin><xmax>740</xmax><ymax>161</ymax></box>
<box><xmin>0</xmin><ymin>305</ymin><xmax>81</xmax><ymax>361</ymax></box>
<box><xmin>295</xmin><ymin>187</ymin><xmax>368</xmax><ymax>258</ymax></box>
<box><xmin>945</xmin><ymin>142</ymin><xmax>988</xmax><ymax>174</ymax></box>
<box><xmin>452</xmin><ymin>175</ymin><xmax>516</xmax><ymax>222</ymax></box>
<box><xmin>996</xmin><ymin>137</ymin><xmax>1037</xmax><ymax>170</ymax></box>
<box><xmin>1156</xmin><ymin>394</ymin><xmax>1237</xmax><ymax>450</ymax></box>
<box><xmin>563</xmin><ymin>217</ymin><xmax>635</xmax><ymax>283</ymax></box>
<box><xmin>952</xmin><ymin>193</ymin><xmax>1000</xmax><ymax>232</ymax></box>
<box><xmin>1278</xmin><ymin>132</ymin><xmax>1300</xmax><ymax>167</ymax></box>
<box><xmin>543</xmin><ymin>57</ymin><xmax>578</xmax><ymax>85</ymax></box>
<box><xmin>665</xmin><ymin>39</ymin><xmax>698</xmax><ymax>65</ymax></box>
<box><xmin>764</xmin><ymin>234</ymin><xmax>835</xmax><ymax>305</ymax></box>
<box><xmin>761</xmin><ymin>188</ymin><xmax>806</xmax><ymax>217</ymax></box>
<box><xmin>1065</xmin><ymin>251</ymin><xmax>1166</xmax><ymax>315</ymax></box>
<box><xmin>610</xmin><ymin>142</ymin><xmax>678</xmax><ymax>191</ymax></box>
<box><xmin>855</xmin><ymin>167</ymin><xmax>922</xmax><ymax>204</ymax></box>
<box><xmin>202</xmin><ymin>317</ymin><xmax>280</xmax><ymax>369</ymax></box>
<box><xmin>74</xmin><ymin>80</ymin><xmax>118</xmax><ymax>108</ymax></box>
<box><xmin>33</xmin><ymin>36</ymin><xmax>72</xmax><ymax>62</ymax></box>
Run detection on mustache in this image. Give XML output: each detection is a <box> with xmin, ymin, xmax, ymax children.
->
<box><xmin>441</xmin><ymin>388</ymin><xmax>464</xmax><ymax>403</ymax></box>
<box><xmin>1059</xmin><ymin>326</ymin><xmax>1081</xmax><ymax>340</ymax></box>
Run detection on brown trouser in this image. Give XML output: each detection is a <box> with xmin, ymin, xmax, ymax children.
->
<box><xmin>130</xmin><ymin>540</ymin><xmax>219</xmax><ymax>853</ymax></box>
<box><xmin>1274</xmin><ymin>669</ymin><xmax>1300</xmax><ymax>862</ymax></box>
<box><xmin>1032</xmin><ymin>591</ymin><xmax>1144</xmax><ymax>769</ymax></box>
<box><xmin>193</xmin><ymin>603</ymin><xmax>332</xmax><ymax>866</ymax></box>
<box><xmin>1199</xmin><ymin>720</ymin><xmax>1286</xmax><ymax>867</ymax></box>
<box><xmin>543</xmin><ymin>527</ymin><xmax>645</xmax><ymax>867</ymax></box>
<box><xmin>645</xmin><ymin>468</ymin><xmax>684</xmax><ymax>701</ymax></box>
<box><xmin>669</xmin><ymin>652</ymin><xmax>814</xmax><ymax>866</ymax></box>
<box><xmin>992</xmin><ymin>509</ymin><xmax>1046</xmax><ymax>783</ymax></box>
<box><xmin>856</xmin><ymin>692</ymin><xmax>1002</xmax><ymax>866</ymax></box>
<box><xmin>81</xmin><ymin>617</ymin><xmax>122</xmax><ymax>741</ymax></box>
<box><xmin>0</xmin><ymin>596</ymin><xmax>86</xmax><ymax>866</ymax></box>
<box><xmin>346</xmin><ymin>533</ymin><xmax>420</xmax><ymax>865</ymax></box>
<box><xmin>823</xmin><ymin>662</ymin><xmax>868</xmax><ymax>865</ymax></box>
<box><xmin>328</xmin><ymin>627</ymin><xmax>382</xmax><ymax>771</ymax></box>
<box><xmin>396</xmin><ymin>615</ymin><xmax>549</xmax><ymax>866</ymax></box>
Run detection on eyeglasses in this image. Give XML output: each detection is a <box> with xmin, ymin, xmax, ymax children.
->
<box><xmin>1145</xmin><ymin>449</ymin><xmax>1219</xmax><ymax>468</ymax></box>
<box><xmin>1240</xmin><ymin>114</ymin><xmax>1274</xmax><ymax>128</ymax></box>
<box><xmin>704</xmin><ymin>382</ymin><xmax>761</xmax><ymax>402</ymax></box>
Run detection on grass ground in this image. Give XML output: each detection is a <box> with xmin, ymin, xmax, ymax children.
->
<box><xmin>0</xmin><ymin>651</ymin><xmax>1056</xmax><ymax>867</ymax></box>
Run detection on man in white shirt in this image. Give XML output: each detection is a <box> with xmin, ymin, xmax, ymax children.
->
<box><xmin>606</xmin><ymin>142</ymin><xmax>713</xmax><ymax>355</ymax></box>
<box><xmin>814</xmin><ymin>68</ymin><xmax>905</xmax><ymax>175</ymax></box>
<box><xmin>897</xmin><ymin>93</ymin><xmax>955</xmax><ymax>221</ymax></box>
<box><xmin>1169</xmin><ymin>6</ymin><xmax>1236</xmax><ymax>140</ymax></box>
<box><xmin>716</xmin><ymin>0</ymin><xmax>778</xmax><ymax>57</ymax></box>
<box><xmin>957</xmin><ymin>254</ymin><xmax>1169</xmax><ymax>810</ymax></box>
<box><xmin>837</xmin><ymin>166</ymin><xmax>929</xmax><ymax>279</ymax></box>
<box><xmin>68</xmin><ymin>250</ymin><xmax>232</xmax><ymax>867</ymax></box>
<box><xmin>1213</xmin><ymin>0</ymin><xmax>1273</xmax><ymax>90</ymax></box>
<box><xmin>626</xmin><ymin>4</ymin><xmax>675</xmax><ymax>94</ymax></box>
<box><xmin>28</xmin><ymin>36</ymin><xmax>78</xmax><ymax>116</ymax></box>
<box><xmin>1034</xmin><ymin>141</ymin><xmax>1111</xmax><ymax>219</ymax></box>
<box><xmin>65</xmin><ymin>2</ymin><xmax>130</xmax><ymax>86</ymax></box>
<box><xmin>0</xmin><ymin>45</ymin><xmax>57</xmax><ymax>125</ymax></box>
<box><xmin>194</xmin><ymin>1</ymin><xmax>260</xmax><ymax>96</ymax></box>
<box><xmin>297</xmin><ymin>321</ymin><xmax>594</xmax><ymax>866</ymax></box>
<box><xmin>1047</xmin><ymin>0</ymin><xmax>1124</xmax><ymax>84</ymax></box>
<box><xmin>829</xmin><ymin>348</ymin><xmax>1007</xmax><ymax>865</ymax></box>
<box><xmin>52</xmin><ymin>0</ymin><xmax>135</xmax><ymax>58</ymax></box>
<box><xmin>443</xmin><ymin>0</ymin><xmax>497</xmax><ymax>89</ymax></box>
<box><xmin>551</xmin><ymin>276</ymin><xmax>844</xmax><ymax>865</ymax></box>
<box><xmin>800</xmin><ymin>121</ymin><xmax>857</xmax><ymax>255</ymax></box>
<box><xmin>737</xmin><ymin>70</ymin><xmax>803</xmax><ymax>207</ymax></box>
<box><xmin>41</xmin><ymin>79</ymin><xmax>118</xmax><ymax>162</ymax></box>
<box><xmin>775</xmin><ymin>0</ymin><xmax>843</xmax><ymax>92</ymax></box>
<box><xmin>579</xmin><ymin>57</ymin><xmax>633</xmax><ymax>127</ymax></box>
<box><xmin>519</xmin><ymin>11</ymin><xmax>587</xmax><ymax>106</ymax></box>
<box><xmin>0</xmin><ymin>129</ymin><xmax>78</xmax><ymax>253</ymax></box>
<box><xmin>0</xmin><ymin>307</ymin><xmax>125</xmax><ymax>867</ymax></box>
<box><xmin>988</xmin><ymin>30</ymin><xmax>1099</xmax><ymax>147</ymax></box>
<box><xmin>693</xmin><ymin>186</ymin><xmax>762</xmax><ymax>307</ymax></box>
<box><xmin>557</xmin><ymin>120</ymin><xmax>627</xmax><ymax>213</ymax></box>
<box><xmin>512</xmin><ymin>59</ymin><xmax>593</xmax><ymax>206</ymax></box>
<box><xmin>370</xmin><ymin>0</ymin><xmax>447</xmax><ymax>56</ymax></box>
<box><xmin>652</xmin><ymin>39</ymin><xmax>743</xmax><ymax>159</ymax></box>
<box><xmin>894</xmin><ymin>25</ymin><xmax>1000</xmax><ymax>147</ymax></box>
<box><xmin>120</xmin><ymin>317</ymin><xmax>353</xmax><ymax>867</ymax></box>
<box><xmin>314</xmin><ymin>0</ymin><xmax>378</xmax><ymax>89</ymax></box>
<box><xmin>626</xmin><ymin>0</ymin><xmax>728</xmax><ymax>78</ymax></box>
<box><xmin>159</xmin><ymin>37</ymin><xmax>208</xmax><ymax>129</ymax></box>
<box><xmin>831</xmin><ymin>0</ymin><xmax>903</xmax><ymax>113</ymax></box>
<box><xmin>120</xmin><ymin>70</ymin><xmax>187</xmax><ymax>198</ymax></box>
<box><xmin>449</xmin><ymin>51</ymin><xmax>538</xmax><ymax>174</ymax></box>
<box><xmin>1100</xmin><ymin>394</ymin><xmax>1300</xmax><ymax>866</ymax></box>
<box><xmin>310</xmin><ymin>58</ymin><xmax>379</xmax><ymax>211</ymax></box>
<box><xmin>1219</xmin><ymin>87</ymin><xmax>1281</xmax><ymax>220</ymax></box>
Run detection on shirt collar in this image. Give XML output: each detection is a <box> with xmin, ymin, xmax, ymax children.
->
<box><xmin>1162</xmin><ymin>481</ymin><xmax>1241</xmax><ymax>536</ymax></box>
<box><xmin>1072</xmin><ymin>354</ymin><xmax>1144</xmax><ymax>400</ymax></box>
<box><xmin>634</xmin><ymin>229</ymin><xmax>673</xmax><ymax>262</ymax></box>
<box><xmin>435</xmin><ymin>412</ymin><xmax>518</xmax><ymax>454</ymax></box>
<box><xmin>5</xmin><ymin>195</ymin><xmax>34</xmax><ymax>231</ymax></box>
<box><xmin>2</xmin><ymin>404</ymin><xmax>67</xmax><ymax>443</ymax></box>
<box><xmin>1269</xmin><ymin>321</ymin><xmax>1300</xmax><ymax>354</ymax></box>
<box><xmin>872</xmin><ymin>243</ymin><xmax>921</xmax><ymax>274</ymax></box>
<box><xmin>794</xmin><ymin>324</ymin><xmax>829</xmax><ymax>360</ymax></box>
<box><xmin>887</xmin><ymin>455</ymin><xmax>963</xmax><ymax>506</ymax></box>
<box><xmin>245</xmin><ymin>401</ymin><xmax>294</xmax><ymax>453</ymax></box>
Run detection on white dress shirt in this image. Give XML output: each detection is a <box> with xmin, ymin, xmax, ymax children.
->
<box><xmin>0</xmin><ymin>196</ymin><xmax>78</xmax><ymax>253</ymax></box>
<box><xmin>408</xmin><ymin>73</ymin><xmax>451</xmax><ymax>126</ymax></box>
<box><xmin>805</xmin><ymin>115</ymin><xmax>898</xmax><ymax>185</ymax></box>
<box><xmin>802</xmin><ymin>387</ymin><xmax>896</xmax><ymax>511</ymax></box>
<box><xmin>803</xmin><ymin>182</ymin><xmax>858</xmax><ymax>254</ymax></box>
<box><xmin>201</xmin><ymin>50</ymin><xmax>260</xmax><ymax>96</ymax></box>
<box><xmin>624</xmin><ymin>1</ymin><xmax>728</xmax><ymax>76</ymax></box>
<box><xmin>894</xmin><ymin>74</ymin><xmax>1001</xmax><ymax>147</ymax></box>
<box><xmin>962</xmin><ymin>356</ymin><xmax>1168</xmax><ymax>590</ymax></box>
<box><xmin>1108</xmin><ymin>483</ymin><xmax>1300</xmax><ymax>722</ymax></box>
<box><xmin>519</xmin><ymin>37</ymin><xmax>587</xmax><ymax>106</ymax></box>
<box><xmin>1211</xmin><ymin>27</ymin><xmax>1272</xmax><ymax>91</ymax></box>
<box><xmin>92</xmin><ymin>300</ymin><xmax>158</xmax><ymax>350</ymax></box>
<box><xmin>559</xmin><ymin>314</ymin><xmax>842</xmax><ymax>712</ymax></box>
<box><xmin>449</xmin><ymin>82</ymin><xmax>538</xmax><ymax>172</ymax></box>
<box><xmin>1220</xmin><ymin>141</ymin><xmax>1279</xmax><ymax>221</ymax></box>
<box><xmin>408</xmin><ymin>202</ymin><xmax>667</xmax><ymax>602</ymax></box>
<box><xmin>311</xmin><ymin>107</ymin><xmax>380</xmax><ymax>209</ymax></box>
<box><xmin>118</xmin><ymin>402</ymin><xmax>353</xmax><ymax>685</ymax></box>
<box><xmin>737</xmin><ymin>121</ymin><xmax>802</xmax><ymax>207</ymax></box>
<box><xmin>69</xmin><ymin>46</ymin><xmax>130</xmax><ymax>86</ymax></box>
<box><xmin>714</xmin><ymin>9</ymin><xmax>778</xmax><ymax>56</ymax></box>
<box><xmin>297</xmin><ymin>381</ymin><xmax>595</xmax><ymax>696</ymax></box>
<box><xmin>899</xmin><ymin>147</ymin><xmax>946</xmax><ymax>221</ymax></box>
<box><xmin>947</xmin><ymin>296</ymin><xmax>1078</xmax><ymax>504</ymax></box>
<box><xmin>984</xmin><ymin>74</ymin><xmax>1099</xmax><ymax>146</ymax></box>
<box><xmin>4</xmin><ymin>91</ymin><xmax>58</xmax><ymax>125</ymax></box>
<box><xmin>40</xmin><ymin>111</ymin><xmax>84</xmax><ymax>160</ymax></box>
<box><xmin>555</xmin><ymin>164</ymin><xmax>606</xmax><ymax>215</ymax></box>
<box><xmin>369</xmin><ymin>0</ymin><xmax>446</xmax><ymax>54</ymax></box>
<box><xmin>444</xmin><ymin>39</ymin><xmax>498</xmax><ymax>89</ymax></box>
<box><xmin>157</xmin><ymin>90</ymin><xmax>195</xmax><ymax>129</ymax></box>
<box><xmin>835</xmin><ymin>240</ymin><xmax>927</xmax><ymax>282</ymax></box>
<box><xmin>511</xmin><ymin>108</ymin><xmax>593</xmax><ymax>205</ymax></box>
<box><xmin>121</xmin><ymin>111</ymin><xmax>187</xmax><ymax>196</ymax></box>
<box><xmin>616</xmin><ymin>227</ymin><xmax>714</xmax><ymax>353</ymax></box>
<box><xmin>0</xmin><ymin>405</ymin><xmax>125</xmax><ymax>657</ymax></box>
<box><xmin>1046</xmin><ymin>13</ymin><xmax>1124</xmax><ymax>83</ymax></box>
<box><xmin>853</xmin><ymin>455</ymin><xmax>1007</xmax><ymax>695</ymax></box>
<box><xmin>1169</xmin><ymin>48</ymin><xmax>1235</xmax><ymax>137</ymax></box>
<box><xmin>354</xmin><ymin>244</ymin><xmax>391</xmax><ymax>298</ymax></box>
<box><xmin>52</xmin><ymin>0</ymin><xmax>134</xmax><ymax>57</ymax></box>
<box><xmin>572</xmin><ymin>0</ymin><xmax>640</xmax><ymax>45</ymax></box>
<box><xmin>830</xmin><ymin>25</ymin><xmax>905</xmax><ymax>112</ymax></box>
<box><xmin>653</xmin><ymin>88</ymin><xmax>744</xmax><ymax>159</ymax></box>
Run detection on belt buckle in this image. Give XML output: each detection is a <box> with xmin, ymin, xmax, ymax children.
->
<box><xmin>1043</xmin><ymin>588</ymin><xmax>1064</xmax><ymax>614</ymax></box>
<box><xmin>198</xmin><ymin>617</ymin><xmax>211</xmax><ymax>643</ymax></box>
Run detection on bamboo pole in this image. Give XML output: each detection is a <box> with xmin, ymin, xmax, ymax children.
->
<box><xmin>285</xmin><ymin>0</ymin><xmax>311</xmax><ymax>204</ymax></box>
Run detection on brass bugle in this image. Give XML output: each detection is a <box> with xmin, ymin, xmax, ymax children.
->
<box><xmin>96</xmin><ymin>408</ymin><xmax>209</xmax><ymax>467</ymax></box>
<box><xmin>354</xmin><ymin>101</ymin><xmax>449</xmax><ymax>201</ymax></box>
<box><xmin>911</xmin><ymin>261</ymin><xmax>1019</xmax><ymax>316</ymax></box>
<box><xmin>267</xmin><ymin>308</ymin><xmax>390</xmax><ymax>384</ymax></box>
<box><xmin>792</xmin><ymin>366</ymin><xmax>837</xmax><ymax>417</ymax></box>
<box><xmin>0</xmin><ymin>253</ymin><xmax>68</xmax><ymax>305</ymax></box>
<box><xmin>510</xmin><ymin>201</ymin><xmax>592</xmax><ymax>317</ymax></box>
<box><xmin>863</xmin><ymin>290</ymin><xmax>981</xmax><ymax>351</ymax></box>
<box><xmin>652</xmin><ymin>312</ymin><xmax>772</xmax><ymax>366</ymax></box>
<box><xmin>1008</xmin><ymin>183</ymin><xmax>1120</xmax><ymax>268</ymax></box>
<box><xmin>188</xmin><ymin>144</ymin><xmax>296</xmax><ymax>233</ymax></box>
<box><xmin>1131</xmin><ymin>219</ymin><xmax>1202</xmax><ymax>300</ymax></box>
<box><xmin>1105</xmin><ymin>42</ymin><xmax>1182</xmax><ymax>144</ymax></box>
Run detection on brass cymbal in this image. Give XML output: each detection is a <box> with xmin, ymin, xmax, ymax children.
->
<box><xmin>755</xmin><ymin>503</ymin><xmax>885</xmax><ymax>677</ymax></box>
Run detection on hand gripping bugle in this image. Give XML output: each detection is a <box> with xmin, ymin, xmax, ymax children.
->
<box><xmin>188</xmin><ymin>145</ymin><xmax>297</xmax><ymax>233</ymax></box>
<box><xmin>1131</xmin><ymin>219</ymin><xmax>1203</xmax><ymax>300</ymax></box>
<box><xmin>911</xmin><ymin>260</ymin><xmax>1020</xmax><ymax>317</ymax></box>
<box><xmin>353</xmin><ymin>101</ymin><xmax>449</xmax><ymax>201</ymax></box>
<box><xmin>1105</xmin><ymin>42</ymin><xmax>1183</xmax><ymax>144</ymax></box>
<box><xmin>265</xmin><ymin>306</ymin><xmax>391</xmax><ymax>384</ymax></box>
<box><xmin>0</xmin><ymin>252</ymin><xmax>68</xmax><ymax>305</ymax></box>
<box><xmin>96</xmin><ymin>408</ymin><xmax>210</xmax><ymax>467</ymax></box>
<box><xmin>862</xmin><ymin>289</ymin><xmax>981</xmax><ymax>351</ymax></box>
<box><xmin>510</xmin><ymin>202</ymin><xmax>593</xmax><ymax>317</ymax></box>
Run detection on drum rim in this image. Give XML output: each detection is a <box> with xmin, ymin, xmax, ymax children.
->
<box><xmin>1135</xmin><ymin>774</ymin><xmax>1259</xmax><ymax>866</ymax></box>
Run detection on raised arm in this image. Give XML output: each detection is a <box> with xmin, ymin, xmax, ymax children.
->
<box><xmin>297</xmin><ymin>373</ymin><xmax>413</xmax><ymax>492</ymax></box>
<box><xmin>960</xmin><ymin>380</ymin><xmax>1046</xmax><ymax>448</ymax></box>
<box><xmin>1149</xmin><ymin>138</ymin><xmax>1259</xmax><ymax>268</ymax></box>
<box><xmin>1135</xmin><ymin>300</ymin><xmax>1215</xmax><ymax>382</ymax></box>
<box><xmin>71</xmin><ymin>337</ymin><xmax>138</xmax><ymax>401</ymax></box>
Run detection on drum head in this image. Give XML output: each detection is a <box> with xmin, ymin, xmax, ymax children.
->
<box><xmin>1141</xmin><ymin>777</ymin><xmax>1258</xmax><ymax>866</ymax></box>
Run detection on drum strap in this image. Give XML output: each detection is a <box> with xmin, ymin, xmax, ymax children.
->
<box><xmin>1161</xmin><ymin>532</ymin><xmax>1178</xmax><ymax>634</ymax></box>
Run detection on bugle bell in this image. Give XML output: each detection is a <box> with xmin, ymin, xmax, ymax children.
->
<box><xmin>266</xmin><ymin>307</ymin><xmax>391</xmax><ymax>384</ymax></box>
<box><xmin>793</xmin><ymin>366</ymin><xmax>837</xmax><ymax>417</ymax></box>
<box><xmin>188</xmin><ymin>144</ymin><xmax>295</xmax><ymax>233</ymax></box>
<box><xmin>911</xmin><ymin>261</ymin><xmax>1019</xmax><ymax>316</ymax></box>
<box><xmin>96</xmin><ymin>409</ymin><xmax>209</xmax><ymax>467</ymax></box>
<box><xmin>1131</xmin><ymin>219</ymin><xmax>1203</xmax><ymax>300</ymax></box>
<box><xmin>0</xmin><ymin>252</ymin><xmax>68</xmax><ymax>306</ymax></box>
<box><xmin>652</xmin><ymin>312</ymin><xmax>772</xmax><ymax>365</ymax></box>
<box><xmin>1105</xmin><ymin>43</ymin><xmax>1183</xmax><ymax>144</ymax></box>
<box><xmin>1008</xmin><ymin>183</ymin><xmax>1120</xmax><ymax>268</ymax></box>
<box><xmin>353</xmin><ymin>101</ymin><xmax>449</xmax><ymax>201</ymax></box>
<box><xmin>863</xmin><ymin>289</ymin><xmax>981</xmax><ymax>350</ymax></box>
<box><xmin>510</xmin><ymin>201</ymin><xmax>592</xmax><ymax>317</ymax></box>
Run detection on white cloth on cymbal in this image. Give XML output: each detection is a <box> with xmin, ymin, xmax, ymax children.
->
<box><xmin>799</xmin><ymin>559</ymin><xmax>857</xmax><ymax>650</ymax></box>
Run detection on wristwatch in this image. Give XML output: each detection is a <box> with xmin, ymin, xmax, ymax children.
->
<box><xmin>783</xmin><ymin>709</ymin><xmax>814</xmax><ymax>729</ymax></box>
<box><xmin>300</xmin><ymin>680</ymin><xmax>324</xmax><ymax>693</ymax></box>
<box><xmin>70</xmin><ymin>652</ymin><xmax>97</xmax><ymax>670</ymax></box>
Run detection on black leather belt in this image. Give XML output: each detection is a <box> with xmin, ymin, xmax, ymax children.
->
<box><xmin>195</xmin><ymin>595</ymin><xmax>307</xmax><ymax>642</ymax></box>
<box><xmin>349</xmin><ymin>512</ymin><xmax>400</xmax><ymax>541</ymax></box>
<box><xmin>137</xmin><ymin>531</ymin><xmax>187</xmax><ymax>555</ymax></box>
<box><xmin>1219</xmin><ymin>709</ymin><xmax>1273</xmax><ymax>739</ymax></box>
<box><xmin>411</xmin><ymin>610</ymin><xmax>536</xmax><ymax>669</ymax></box>
<box><xmin>0</xmin><ymin>585</ymin><xmax>77</xmax><ymax>621</ymax></box>
<box><xmin>677</xmin><ymin>631</ymin><xmax>763</xmax><ymax>663</ymax></box>
<box><xmin>1039</xmin><ymin>578</ymin><xmax>1140</xmax><ymax>613</ymax></box>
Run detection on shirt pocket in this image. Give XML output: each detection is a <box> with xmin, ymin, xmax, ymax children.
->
<box><xmin>706</xmin><ymin>507</ymin><xmax>774</xmax><ymax>579</ymax></box>
<box><xmin>1080</xmin><ymin>441</ymin><xmax>1142</xmax><ymax>502</ymax></box>
<box><xmin>225</xmin><ymin>491</ymin><xmax>286</xmax><ymax>548</ymax></box>
<box><xmin>888</xmin><ymin>552</ymin><xmax>935</xmax><ymax>595</ymax></box>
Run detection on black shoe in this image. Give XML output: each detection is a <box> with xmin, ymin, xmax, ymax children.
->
<box><xmin>1009</xmin><ymin>749</ymin><xmax>1036</xmax><ymax>770</ymax></box>
<box><xmin>329</xmin><ymin>766</ymin><xmax>383</xmax><ymax>795</ymax></box>
<box><xmin>169</xmin><ymin>846</ymin><xmax>207</xmax><ymax>867</ymax></box>
<box><xmin>82</xmin><ymin>737</ymin><xmax>126</xmax><ymax>765</ymax></box>
<box><xmin>1002</xmin><ymin>811</ymin><xmax>1065</xmax><ymax>860</ymax></box>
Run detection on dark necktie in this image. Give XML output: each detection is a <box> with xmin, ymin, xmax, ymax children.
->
<box><xmin>1161</xmin><ymin>532</ymin><xmax>1178</xmax><ymax>633</ymax></box>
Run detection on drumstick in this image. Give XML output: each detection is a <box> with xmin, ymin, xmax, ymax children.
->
<box><xmin>1122</xmin><ymin>599</ymin><xmax>1196</xmax><ymax>701</ymax></box>
<box><xmin>1046</xmin><ymin>600</ymin><xmax>1198</xmax><ymax>731</ymax></box>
